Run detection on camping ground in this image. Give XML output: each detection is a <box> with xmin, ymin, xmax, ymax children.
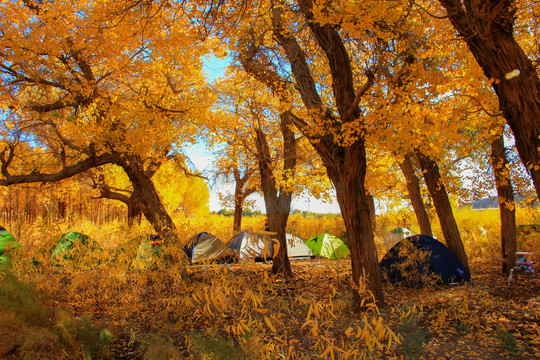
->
<box><xmin>0</xmin><ymin>209</ymin><xmax>539</xmax><ymax>359</ymax></box>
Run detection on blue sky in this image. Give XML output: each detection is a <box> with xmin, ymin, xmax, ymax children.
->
<box><xmin>185</xmin><ymin>56</ymin><xmax>342</xmax><ymax>214</ymax></box>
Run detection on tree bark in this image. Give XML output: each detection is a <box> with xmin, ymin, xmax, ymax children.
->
<box><xmin>120</xmin><ymin>156</ymin><xmax>179</xmax><ymax>243</ymax></box>
<box><xmin>367</xmin><ymin>193</ymin><xmax>377</xmax><ymax>234</ymax></box>
<box><xmin>127</xmin><ymin>196</ymin><xmax>143</xmax><ymax>226</ymax></box>
<box><xmin>282</xmin><ymin>0</ymin><xmax>383</xmax><ymax>304</ymax></box>
<box><xmin>399</xmin><ymin>153</ymin><xmax>433</xmax><ymax>236</ymax></box>
<box><xmin>439</xmin><ymin>0</ymin><xmax>540</xmax><ymax>200</ymax></box>
<box><xmin>232</xmin><ymin>168</ymin><xmax>256</xmax><ymax>232</ymax></box>
<box><xmin>232</xmin><ymin>191</ymin><xmax>244</xmax><ymax>233</ymax></box>
<box><xmin>416</xmin><ymin>151</ymin><xmax>469</xmax><ymax>273</ymax></box>
<box><xmin>330</xmin><ymin>142</ymin><xmax>383</xmax><ymax>305</ymax></box>
<box><xmin>490</xmin><ymin>135</ymin><xmax>516</xmax><ymax>274</ymax></box>
<box><xmin>254</xmin><ymin>112</ymin><xmax>295</xmax><ymax>276</ymax></box>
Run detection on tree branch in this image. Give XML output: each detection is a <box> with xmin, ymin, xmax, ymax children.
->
<box><xmin>344</xmin><ymin>70</ymin><xmax>375</xmax><ymax>120</ymax></box>
<box><xmin>0</xmin><ymin>153</ymin><xmax>119</xmax><ymax>186</ymax></box>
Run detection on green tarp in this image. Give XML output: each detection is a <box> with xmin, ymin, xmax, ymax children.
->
<box><xmin>0</xmin><ymin>226</ymin><xmax>20</xmax><ymax>268</ymax></box>
<box><xmin>305</xmin><ymin>233</ymin><xmax>350</xmax><ymax>259</ymax></box>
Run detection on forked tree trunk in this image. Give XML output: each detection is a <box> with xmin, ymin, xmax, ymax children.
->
<box><xmin>416</xmin><ymin>151</ymin><xmax>470</xmax><ymax>273</ymax></box>
<box><xmin>254</xmin><ymin>113</ymin><xmax>295</xmax><ymax>276</ymax></box>
<box><xmin>439</xmin><ymin>0</ymin><xmax>540</xmax><ymax>200</ymax></box>
<box><xmin>240</xmin><ymin>0</ymin><xmax>385</xmax><ymax>305</ymax></box>
<box><xmin>490</xmin><ymin>135</ymin><xmax>517</xmax><ymax>274</ymax></box>
<box><xmin>399</xmin><ymin>153</ymin><xmax>433</xmax><ymax>236</ymax></box>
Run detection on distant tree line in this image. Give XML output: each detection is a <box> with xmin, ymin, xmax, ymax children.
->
<box><xmin>212</xmin><ymin>208</ymin><xmax>341</xmax><ymax>219</ymax></box>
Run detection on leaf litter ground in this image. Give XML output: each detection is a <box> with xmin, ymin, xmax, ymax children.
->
<box><xmin>33</xmin><ymin>258</ymin><xmax>540</xmax><ymax>359</ymax></box>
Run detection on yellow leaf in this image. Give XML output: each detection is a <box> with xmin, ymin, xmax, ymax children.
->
<box><xmin>264</xmin><ymin>316</ymin><xmax>276</xmax><ymax>333</ymax></box>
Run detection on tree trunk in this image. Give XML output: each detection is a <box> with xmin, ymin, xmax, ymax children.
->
<box><xmin>121</xmin><ymin>156</ymin><xmax>179</xmax><ymax>243</ymax></box>
<box><xmin>267</xmin><ymin>208</ymin><xmax>292</xmax><ymax>276</ymax></box>
<box><xmin>330</xmin><ymin>142</ymin><xmax>384</xmax><ymax>306</ymax></box>
<box><xmin>232</xmin><ymin>169</ymin><xmax>256</xmax><ymax>233</ymax></box>
<box><xmin>490</xmin><ymin>135</ymin><xmax>517</xmax><ymax>274</ymax></box>
<box><xmin>127</xmin><ymin>196</ymin><xmax>143</xmax><ymax>227</ymax></box>
<box><xmin>232</xmin><ymin>192</ymin><xmax>243</xmax><ymax>233</ymax></box>
<box><xmin>439</xmin><ymin>0</ymin><xmax>540</xmax><ymax>200</ymax></box>
<box><xmin>254</xmin><ymin>113</ymin><xmax>295</xmax><ymax>276</ymax></box>
<box><xmin>58</xmin><ymin>200</ymin><xmax>67</xmax><ymax>219</ymax></box>
<box><xmin>416</xmin><ymin>151</ymin><xmax>470</xmax><ymax>273</ymax></box>
<box><xmin>399</xmin><ymin>153</ymin><xmax>433</xmax><ymax>236</ymax></box>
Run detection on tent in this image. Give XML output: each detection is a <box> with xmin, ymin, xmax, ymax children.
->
<box><xmin>285</xmin><ymin>234</ymin><xmax>313</xmax><ymax>259</ymax></box>
<box><xmin>305</xmin><ymin>233</ymin><xmax>350</xmax><ymax>259</ymax></box>
<box><xmin>379</xmin><ymin>235</ymin><xmax>470</xmax><ymax>287</ymax></box>
<box><xmin>51</xmin><ymin>232</ymin><xmax>101</xmax><ymax>263</ymax></box>
<box><xmin>133</xmin><ymin>235</ymin><xmax>163</xmax><ymax>269</ymax></box>
<box><xmin>111</xmin><ymin>235</ymin><xmax>163</xmax><ymax>268</ymax></box>
<box><xmin>0</xmin><ymin>226</ymin><xmax>20</xmax><ymax>268</ymax></box>
<box><xmin>227</xmin><ymin>231</ymin><xmax>274</xmax><ymax>261</ymax></box>
<box><xmin>384</xmin><ymin>227</ymin><xmax>413</xmax><ymax>249</ymax></box>
<box><xmin>184</xmin><ymin>232</ymin><xmax>233</xmax><ymax>263</ymax></box>
<box><xmin>114</xmin><ymin>236</ymin><xmax>145</xmax><ymax>263</ymax></box>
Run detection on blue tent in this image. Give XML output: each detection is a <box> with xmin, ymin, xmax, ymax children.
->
<box><xmin>379</xmin><ymin>235</ymin><xmax>470</xmax><ymax>287</ymax></box>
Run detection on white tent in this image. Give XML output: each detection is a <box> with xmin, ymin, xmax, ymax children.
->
<box><xmin>384</xmin><ymin>227</ymin><xmax>413</xmax><ymax>249</ymax></box>
<box><xmin>285</xmin><ymin>234</ymin><xmax>313</xmax><ymax>259</ymax></box>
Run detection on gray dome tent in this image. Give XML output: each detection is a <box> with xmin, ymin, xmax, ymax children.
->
<box><xmin>184</xmin><ymin>232</ymin><xmax>233</xmax><ymax>264</ymax></box>
<box><xmin>227</xmin><ymin>231</ymin><xmax>273</xmax><ymax>261</ymax></box>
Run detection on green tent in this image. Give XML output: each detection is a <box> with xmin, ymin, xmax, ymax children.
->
<box><xmin>51</xmin><ymin>232</ymin><xmax>101</xmax><ymax>263</ymax></box>
<box><xmin>0</xmin><ymin>226</ymin><xmax>20</xmax><ymax>268</ymax></box>
<box><xmin>133</xmin><ymin>235</ymin><xmax>163</xmax><ymax>269</ymax></box>
<box><xmin>112</xmin><ymin>236</ymin><xmax>145</xmax><ymax>264</ymax></box>
<box><xmin>305</xmin><ymin>233</ymin><xmax>350</xmax><ymax>259</ymax></box>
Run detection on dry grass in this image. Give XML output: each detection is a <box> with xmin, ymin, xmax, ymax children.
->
<box><xmin>1</xmin><ymin>207</ymin><xmax>540</xmax><ymax>359</ymax></box>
